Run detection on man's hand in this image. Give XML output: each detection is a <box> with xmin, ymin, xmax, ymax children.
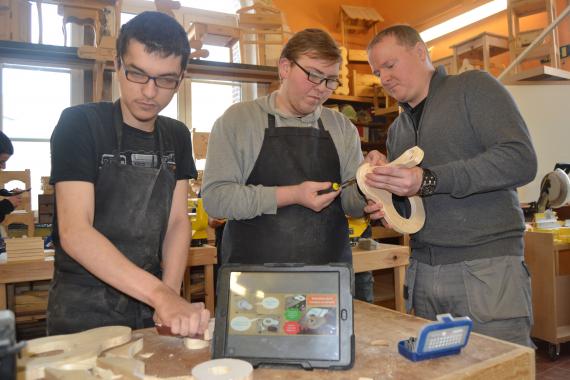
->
<box><xmin>366</xmin><ymin>166</ymin><xmax>423</xmax><ymax>197</ymax></box>
<box><xmin>364</xmin><ymin>150</ymin><xmax>388</xmax><ymax>166</ymax></box>
<box><xmin>208</xmin><ymin>217</ymin><xmax>226</xmax><ymax>229</ymax></box>
<box><xmin>294</xmin><ymin>181</ymin><xmax>340</xmax><ymax>212</ymax></box>
<box><xmin>7</xmin><ymin>188</ymin><xmax>23</xmax><ymax>208</ymax></box>
<box><xmin>153</xmin><ymin>287</ymin><xmax>210</xmax><ymax>336</ymax></box>
<box><xmin>364</xmin><ymin>199</ymin><xmax>392</xmax><ymax>228</ymax></box>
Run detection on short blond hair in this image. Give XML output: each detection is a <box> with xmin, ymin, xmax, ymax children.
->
<box><xmin>368</xmin><ymin>24</ymin><xmax>427</xmax><ymax>52</ymax></box>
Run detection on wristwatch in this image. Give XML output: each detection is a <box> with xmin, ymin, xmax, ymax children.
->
<box><xmin>418</xmin><ymin>168</ymin><xmax>437</xmax><ymax>197</ymax></box>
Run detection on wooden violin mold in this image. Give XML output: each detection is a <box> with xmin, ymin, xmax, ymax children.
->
<box><xmin>356</xmin><ymin>146</ymin><xmax>426</xmax><ymax>234</ymax></box>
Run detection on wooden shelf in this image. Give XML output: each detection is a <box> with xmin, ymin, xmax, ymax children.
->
<box><xmin>511</xmin><ymin>0</ymin><xmax>547</xmax><ymax>17</ymax></box>
<box><xmin>0</xmin><ymin>40</ymin><xmax>279</xmax><ymax>84</ymax></box>
<box><xmin>328</xmin><ymin>94</ymin><xmax>374</xmax><ymax>103</ymax></box>
<box><xmin>355</xmin><ymin>123</ymin><xmax>387</xmax><ymax>129</ymax></box>
<box><xmin>502</xmin><ymin>65</ymin><xmax>570</xmax><ymax>83</ymax></box>
<box><xmin>374</xmin><ymin>105</ymin><xmax>400</xmax><ymax>116</ymax></box>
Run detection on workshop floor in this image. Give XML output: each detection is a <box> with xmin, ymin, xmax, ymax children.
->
<box><xmin>535</xmin><ymin>340</ymin><xmax>570</xmax><ymax>379</ymax></box>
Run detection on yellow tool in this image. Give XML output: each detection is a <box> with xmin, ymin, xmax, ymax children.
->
<box><xmin>348</xmin><ymin>217</ymin><xmax>369</xmax><ymax>246</ymax></box>
<box><xmin>188</xmin><ymin>198</ymin><xmax>209</xmax><ymax>246</ymax></box>
<box><xmin>318</xmin><ymin>178</ymin><xmax>357</xmax><ymax>195</ymax></box>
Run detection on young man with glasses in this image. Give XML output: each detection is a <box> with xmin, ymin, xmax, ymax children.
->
<box><xmin>48</xmin><ymin>11</ymin><xmax>209</xmax><ymax>336</ymax></box>
<box><xmin>202</xmin><ymin>29</ymin><xmax>373</xmax><ymax>275</ymax></box>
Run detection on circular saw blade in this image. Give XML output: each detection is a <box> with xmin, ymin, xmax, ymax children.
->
<box><xmin>546</xmin><ymin>169</ymin><xmax>570</xmax><ymax>208</ymax></box>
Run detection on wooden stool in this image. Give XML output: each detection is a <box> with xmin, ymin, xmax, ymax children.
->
<box><xmin>184</xmin><ymin>245</ymin><xmax>217</xmax><ymax>314</ymax></box>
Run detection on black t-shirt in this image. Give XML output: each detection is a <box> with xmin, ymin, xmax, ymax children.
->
<box><xmin>50</xmin><ymin>102</ymin><xmax>197</xmax><ymax>185</ymax></box>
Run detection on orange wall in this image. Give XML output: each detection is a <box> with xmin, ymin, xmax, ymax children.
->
<box><xmin>272</xmin><ymin>0</ymin><xmax>570</xmax><ymax>71</ymax></box>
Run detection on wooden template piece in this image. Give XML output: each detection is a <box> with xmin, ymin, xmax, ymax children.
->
<box><xmin>103</xmin><ymin>338</ymin><xmax>143</xmax><ymax>358</ymax></box>
<box><xmin>192</xmin><ymin>358</ymin><xmax>253</xmax><ymax>380</ymax></box>
<box><xmin>96</xmin><ymin>356</ymin><xmax>145</xmax><ymax>379</ymax></box>
<box><xmin>20</xmin><ymin>325</ymin><xmax>132</xmax><ymax>380</ymax></box>
<box><xmin>356</xmin><ymin>146</ymin><xmax>426</xmax><ymax>234</ymax></box>
<box><xmin>44</xmin><ymin>368</ymin><xmax>99</xmax><ymax>380</ymax></box>
<box><xmin>183</xmin><ymin>338</ymin><xmax>209</xmax><ymax>350</ymax></box>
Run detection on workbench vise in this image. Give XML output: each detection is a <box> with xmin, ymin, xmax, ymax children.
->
<box><xmin>0</xmin><ymin>310</ymin><xmax>25</xmax><ymax>380</ymax></box>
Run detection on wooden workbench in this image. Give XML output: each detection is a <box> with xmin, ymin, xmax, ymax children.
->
<box><xmin>136</xmin><ymin>301</ymin><xmax>534</xmax><ymax>379</ymax></box>
<box><xmin>0</xmin><ymin>244</ymin><xmax>406</xmax><ymax>313</ymax></box>
<box><xmin>352</xmin><ymin>243</ymin><xmax>409</xmax><ymax>312</ymax></box>
<box><xmin>525</xmin><ymin>231</ymin><xmax>570</xmax><ymax>357</ymax></box>
<box><xmin>0</xmin><ymin>245</ymin><xmax>218</xmax><ymax>311</ymax></box>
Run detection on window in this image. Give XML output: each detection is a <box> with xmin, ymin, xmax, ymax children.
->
<box><xmin>1</xmin><ymin>65</ymin><xmax>71</xmax><ymax>210</ymax></box>
<box><xmin>31</xmin><ymin>2</ymin><xmax>71</xmax><ymax>46</ymax></box>
<box><xmin>191</xmin><ymin>80</ymin><xmax>241</xmax><ymax>170</ymax></box>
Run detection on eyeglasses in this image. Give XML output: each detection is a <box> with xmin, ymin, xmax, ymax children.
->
<box><xmin>291</xmin><ymin>59</ymin><xmax>342</xmax><ymax>90</ymax></box>
<box><xmin>121</xmin><ymin>61</ymin><xmax>181</xmax><ymax>90</ymax></box>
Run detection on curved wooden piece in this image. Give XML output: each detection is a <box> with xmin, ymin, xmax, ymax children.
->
<box><xmin>192</xmin><ymin>359</ymin><xmax>253</xmax><ymax>380</ymax></box>
<box><xmin>103</xmin><ymin>338</ymin><xmax>143</xmax><ymax>358</ymax></box>
<box><xmin>20</xmin><ymin>326</ymin><xmax>132</xmax><ymax>380</ymax></box>
<box><xmin>183</xmin><ymin>338</ymin><xmax>210</xmax><ymax>350</ymax></box>
<box><xmin>356</xmin><ymin>146</ymin><xmax>426</xmax><ymax>234</ymax></box>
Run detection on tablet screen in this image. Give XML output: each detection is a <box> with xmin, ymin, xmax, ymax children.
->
<box><xmin>224</xmin><ymin>271</ymin><xmax>340</xmax><ymax>360</ymax></box>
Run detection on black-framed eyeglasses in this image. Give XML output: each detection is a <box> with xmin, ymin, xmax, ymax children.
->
<box><xmin>121</xmin><ymin>60</ymin><xmax>181</xmax><ymax>90</ymax></box>
<box><xmin>291</xmin><ymin>59</ymin><xmax>342</xmax><ymax>90</ymax></box>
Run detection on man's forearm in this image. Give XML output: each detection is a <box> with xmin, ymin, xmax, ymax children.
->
<box><xmin>61</xmin><ymin>225</ymin><xmax>169</xmax><ymax>308</ymax></box>
<box><xmin>161</xmin><ymin>217</ymin><xmax>191</xmax><ymax>292</ymax></box>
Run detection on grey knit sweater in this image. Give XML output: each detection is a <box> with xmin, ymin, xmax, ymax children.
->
<box><xmin>388</xmin><ymin>66</ymin><xmax>537</xmax><ymax>254</ymax></box>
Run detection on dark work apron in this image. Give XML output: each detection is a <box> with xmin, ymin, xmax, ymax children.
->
<box><xmin>47</xmin><ymin>101</ymin><xmax>176</xmax><ymax>335</ymax></box>
<box><xmin>222</xmin><ymin>113</ymin><xmax>351</xmax><ymax>265</ymax></box>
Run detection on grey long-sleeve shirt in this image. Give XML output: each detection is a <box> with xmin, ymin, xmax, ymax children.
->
<box><xmin>202</xmin><ymin>91</ymin><xmax>367</xmax><ymax>220</ymax></box>
<box><xmin>388</xmin><ymin>66</ymin><xmax>537</xmax><ymax>249</ymax></box>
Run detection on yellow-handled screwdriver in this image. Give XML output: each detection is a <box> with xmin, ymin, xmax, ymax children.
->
<box><xmin>317</xmin><ymin>178</ymin><xmax>356</xmax><ymax>195</ymax></box>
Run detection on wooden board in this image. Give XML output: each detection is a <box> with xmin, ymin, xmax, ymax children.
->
<box><xmin>137</xmin><ymin>302</ymin><xmax>534</xmax><ymax>379</ymax></box>
<box><xmin>20</xmin><ymin>326</ymin><xmax>132</xmax><ymax>379</ymax></box>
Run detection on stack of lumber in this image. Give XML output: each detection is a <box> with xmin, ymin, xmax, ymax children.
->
<box><xmin>6</xmin><ymin>237</ymin><xmax>45</xmax><ymax>262</ymax></box>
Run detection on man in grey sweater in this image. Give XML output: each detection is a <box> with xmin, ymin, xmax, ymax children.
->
<box><xmin>202</xmin><ymin>29</ymin><xmax>370</xmax><ymax>270</ymax></box>
<box><xmin>366</xmin><ymin>25</ymin><xmax>537</xmax><ymax>347</ymax></box>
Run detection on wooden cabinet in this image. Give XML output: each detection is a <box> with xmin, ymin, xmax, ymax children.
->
<box><xmin>0</xmin><ymin>0</ymin><xmax>31</xmax><ymax>43</ymax></box>
<box><xmin>524</xmin><ymin>231</ymin><xmax>570</xmax><ymax>359</ymax></box>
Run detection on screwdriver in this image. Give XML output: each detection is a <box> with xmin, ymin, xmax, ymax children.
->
<box><xmin>317</xmin><ymin>178</ymin><xmax>356</xmax><ymax>195</ymax></box>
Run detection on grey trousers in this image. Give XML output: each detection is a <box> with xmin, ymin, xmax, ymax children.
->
<box><xmin>405</xmin><ymin>255</ymin><xmax>535</xmax><ymax>348</ymax></box>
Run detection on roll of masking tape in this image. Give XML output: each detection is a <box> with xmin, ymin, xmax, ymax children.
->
<box><xmin>192</xmin><ymin>359</ymin><xmax>253</xmax><ymax>380</ymax></box>
<box><xmin>357</xmin><ymin>146</ymin><xmax>426</xmax><ymax>234</ymax></box>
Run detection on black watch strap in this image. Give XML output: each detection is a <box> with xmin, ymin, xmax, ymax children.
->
<box><xmin>418</xmin><ymin>168</ymin><xmax>437</xmax><ymax>197</ymax></box>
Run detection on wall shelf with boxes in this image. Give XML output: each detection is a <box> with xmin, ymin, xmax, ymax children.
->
<box><xmin>331</xmin><ymin>43</ymin><xmax>399</xmax><ymax>155</ymax></box>
<box><xmin>326</xmin><ymin>93</ymin><xmax>398</xmax><ymax>155</ymax></box>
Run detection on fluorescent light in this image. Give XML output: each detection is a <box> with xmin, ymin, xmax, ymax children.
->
<box><xmin>420</xmin><ymin>0</ymin><xmax>507</xmax><ymax>42</ymax></box>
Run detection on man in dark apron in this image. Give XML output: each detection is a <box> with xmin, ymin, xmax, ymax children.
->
<box><xmin>47</xmin><ymin>12</ymin><xmax>209</xmax><ymax>336</ymax></box>
<box><xmin>202</xmin><ymin>29</ymin><xmax>375</xmax><ymax>272</ymax></box>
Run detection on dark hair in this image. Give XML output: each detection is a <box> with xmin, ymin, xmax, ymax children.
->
<box><xmin>0</xmin><ymin>131</ymin><xmax>13</xmax><ymax>155</ymax></box>
<box><xmin>368</xmin><ymin>24</ymin><xmax>427</xmax><ymax>52</ymax></box>
<box><xmin>116</xmin><ymin>11</ymin><xmax>190</xmax><ymax>72</ymax></box>
<box><xmin>280</xmin><ymin>28</ymin><xmax>342</xmax><ymax>63</ymax></box>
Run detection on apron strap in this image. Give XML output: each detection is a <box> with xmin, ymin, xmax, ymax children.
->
<box><xmin>112</xmin><ymin>100</ymin><xmax>166</xmax><ymax>168</ymax></box>
<box><xmin>267</xmin><ymin>113</ymin><xmax>325</xmax><ymax>131</ymax></box>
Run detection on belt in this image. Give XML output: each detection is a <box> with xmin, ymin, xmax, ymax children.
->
<box><xmin>410</xmin><ymin>237</ymin><xmax>523</xmax><ymax>266</ymax></box>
